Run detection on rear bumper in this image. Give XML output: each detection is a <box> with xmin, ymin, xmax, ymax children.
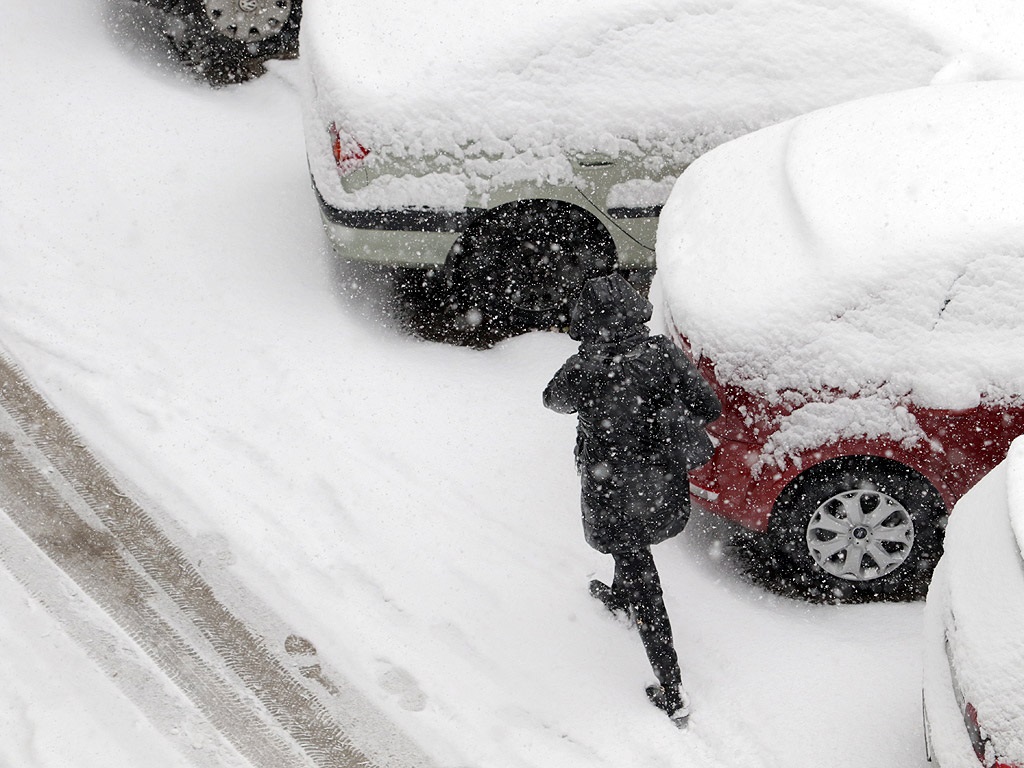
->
<box><xmin>315</xmin><ymin>186</ymin><xmax>465</xmax><ymax>268</ymax></box>
<box><xmin>312</xmin><ymin>179</ymin><xmax>658</xmax><ymax>271</ymax></box>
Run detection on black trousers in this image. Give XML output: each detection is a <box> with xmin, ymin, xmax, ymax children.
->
<box><xmin>612</xmin><ymin>547</ymin><xmax>681</xmax><ymax>688</ymax></box>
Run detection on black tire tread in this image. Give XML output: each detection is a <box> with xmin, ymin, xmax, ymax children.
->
<box><xmin>750</xmin><ymin>455</ymin><xmax>947</xmax><ymax>602</ymax></box>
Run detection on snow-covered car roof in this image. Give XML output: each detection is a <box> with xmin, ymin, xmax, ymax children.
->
<box><xmin>658</xmin><ymin>80</ymin><xmax>1024</xmax><ymax>411</ymax></box>
<box><xmin>301</xmin><ymin>0</ymin><xmax>948</xmax><ymax>185</ymax></box>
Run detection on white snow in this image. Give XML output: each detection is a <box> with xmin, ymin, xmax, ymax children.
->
<box><xmin>0</xmin><ymin>564</ymin><xmax>194</xmax><ymax>767</ymax></box>
<box><xmin>2</xmin><ymin>0</ymin><xmax>1022</xmax><ymax>767</ymax></box>
<box><xmin>606</xmin><ymin>178</ymin><xmax>678</xmax><ymax>211</ymax></box>
<box><xmin>304</xmin><ymin>0</ymin><xmax>954</xmax><ymax>208</ymax></box>
<box><xmin>756</xmin><ymin>397</ymin><xmax>927</xmax><ymax>476</ymax></box>
<box><xmin>1010</xmin><ymin>439</ymin><xmax>1024</xmax><ymax>578</ymax></box>
<box><xmin>659</xmin><ymin>80</ymin><xmax>1024</xmax><ymax>413</ymax></box>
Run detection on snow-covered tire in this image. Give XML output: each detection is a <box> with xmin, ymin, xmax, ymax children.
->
<box><xmin>442</xmin><ymin>200</ymin><xmax>617</xmax><ymax>346</ymax></box>
<box><xmin>756</xmin><ymin>456</ymin><xmax>947</xmax><ymax>602</ymax></box>
<box><xmin>163</xmin><ymin>0</ymin><xmax>301</xmax><ymax>85</ymax></box>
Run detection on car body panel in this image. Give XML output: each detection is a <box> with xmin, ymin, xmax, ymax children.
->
<box><xmin>657</xmin><ymin>83</ymin><xmax>1024</xmax><ymax>419</ymax></box>
<box><xmin>310</xmin><ymin>168</ymin><xmax>659</xmax><ymax>269</ymax></box>
<box><xmin>667</xmin><ymin>321</ymin><xmax>1024</xmax><ymax>534</ymax></box>
<box><xmin>658</xmin><ymin>83</ymin><xmax>1024</xmax><ymax>561</ymax></box>
<box><xmin>301</xmin><ymin>0</ymin><xmax>950</xmax><ymax>276</ymax></box>
<box><xmin>922</xmin><ymin>563</ymin><xmax>989</xmax><ymax>767</ymax></box>
<box><xmin>922</xmin><ymin>447</ymin><xmax>1024</xmax><ymax>767</ymax></box>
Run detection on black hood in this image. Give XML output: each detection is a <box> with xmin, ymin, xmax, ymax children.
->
<box><xmin>568</xmin><ymin>274</ymin><xmax>653</xmax><ymax>343</ymax></box>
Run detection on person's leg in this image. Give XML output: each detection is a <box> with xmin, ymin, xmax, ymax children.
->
<box><xmin>589</xmin><ymin>576</ymin><xmax>629</xmax><ymax>613</ymax></box>
<box><xmin>612</xmin><ymin>548</ymin><xmax>686</xmax><ymax>715</ymax></box>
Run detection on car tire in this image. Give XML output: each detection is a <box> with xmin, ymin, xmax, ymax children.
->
<box><xmin>163</xmin><ymin>0</ymin><xmax>301</xmax><ymax>85</ymax></box>
<box><xmin>756</xmin><ymin>455</ymin><xmax>947</xmax><ymax>602</ymax></box>
<box><xmin>442</xmin><ymin>200</ymin><xmax>617</xmax><ymax>346</ymax></box>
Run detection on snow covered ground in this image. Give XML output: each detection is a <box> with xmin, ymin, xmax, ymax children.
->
<box><xmin>1</xmin><ymin>1</ymin><xmax>1020</xmax><ymax>766</ymax></box>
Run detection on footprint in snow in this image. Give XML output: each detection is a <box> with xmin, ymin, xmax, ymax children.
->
<box><xmin>376</xmin><ymin>662</ymin><xmax>427</xmax><ymax>712</ymax></box>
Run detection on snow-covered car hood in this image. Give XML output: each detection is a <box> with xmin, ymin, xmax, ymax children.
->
<box><xmin>301</xmin><ymin>0</ymin><xmax>950</xmax><ymax>201</ymax></box>
<box><xmin>658</xmin><ymin>80</ymin><xmax>1024</xmax><ymax>412</ymax></box>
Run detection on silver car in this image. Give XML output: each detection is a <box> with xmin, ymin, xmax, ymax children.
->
<box><xmin>301</xmin><ymin>0</ymin><xmax>949</xmax><ymax>343</ymax></box>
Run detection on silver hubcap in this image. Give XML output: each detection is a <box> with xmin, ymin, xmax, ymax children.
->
<box><xmin>805</xmin><ymin>489</ymin><xmax>915</xmax><ymax>581</ymax></box>
<box><xmin>203</xmin><ymin>0</ymin><xmax>292</xmax><ymax>41</ymax></box>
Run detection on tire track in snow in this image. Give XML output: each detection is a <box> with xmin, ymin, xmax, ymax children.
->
<box><xmin>0</xmin><ymin>429</ymin><xmax>295</xmax><ymax>767</ymax></box>
<box><xmin>0</xmin><ymin>349</ymin><xmax>435</xmax><ymax>768</ymax></box>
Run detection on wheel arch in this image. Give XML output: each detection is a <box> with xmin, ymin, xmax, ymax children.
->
<box><xmin>444</xmin><ymin>198</ymin><xmax>617</xmax><ymax>272</ymax></box>
<box><xmin>751</xmin><ymin>445</ymin><xmax>951</xmax><ymax>601</ymax></box>
<box><xmin>763</xmin><ymin>437</ymin><xmax>955</xmax><ymax>529</ymax></box>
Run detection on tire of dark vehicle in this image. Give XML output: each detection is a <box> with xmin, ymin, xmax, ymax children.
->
<box><xmin>165</xmin><ymin>0</ymin><xmax>301</xmax><ymax>85</ymax></box>
<box><xmin>442</xmin><ymin>200</ymin><xmax>617</xmax><ymax>346</ymax></box>
<box><xmin>755</xmin><ymin>455</ymin><xmax>947</xmax><ymax>602</ymax></box>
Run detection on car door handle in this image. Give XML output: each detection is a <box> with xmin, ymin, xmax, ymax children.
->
<box><xmin>574</xmin><ymin>153</ymin><xmax>616</xmax><ymax>168</ymax></box>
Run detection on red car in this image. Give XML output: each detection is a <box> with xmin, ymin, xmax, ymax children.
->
<box><xmin>657</xmin><ymin>81</ymin><xmax>1024</xmax><ymax>601</ymax></box>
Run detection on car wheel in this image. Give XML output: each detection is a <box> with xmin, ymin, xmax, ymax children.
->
<box><xmin>165</xmin><ymin>0</ymin><xmax>301</xmax><ymax>84</ymax></box>
<box><xmin>757</xmin><ymin>456</ymin><xmax>947</xmax><ymax>602</ymax></box>
<box><xmin>443</xmin><ymin>200</ymin><xmax>617</xmax><ymax>345</ymax></box>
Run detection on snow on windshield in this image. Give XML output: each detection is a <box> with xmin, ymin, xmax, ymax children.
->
<box><xmin>658</xmin><ymin>80</ymin><xmax>1024</xmax><ymax>411</ymax></box>
<box><xmin>302</xmin><ymin>0</ymin><xmax>950</xmax><ymax>208</ymax></box>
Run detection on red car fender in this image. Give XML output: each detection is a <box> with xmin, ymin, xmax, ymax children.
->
<box><xmin>666</xmin><ymin>318</ymin><xmax>1014</xmax><ymax>532</ymax></box>
<box><xmin>692</xmin><ymin>435</ymin><xmax>956</xmax><ymax>533</ymax></box>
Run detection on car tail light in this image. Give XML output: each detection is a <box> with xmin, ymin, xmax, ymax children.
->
<box><xmin>328</xmin><ymin>122</ymin><xmax>370</xmax><ymax>175</ymax></box>
<box><xmin>963</xmin><ymin>702</ymin><xmax>989</xmax><ymax>764</ymax></box>
<box><xmin>960</xmin><ymin>695</ymin><xmax>1018</xmax><ymax>768</ymax></box>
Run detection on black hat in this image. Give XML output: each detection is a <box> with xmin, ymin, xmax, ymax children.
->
<box><xmin>568</xmin><ymin>274</ymin><xmax>653</xmax><ymax>342</ymax></box>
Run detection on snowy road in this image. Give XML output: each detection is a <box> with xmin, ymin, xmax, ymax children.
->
<box><xmin>0</xmin><ymin>350</ymin><xmax>432</xmax><ymax>767</ymax></box>
<box><xmin>7</xmin><ymin>0</ymin><xmax>1009</xmax><ymax>765</ymax></box>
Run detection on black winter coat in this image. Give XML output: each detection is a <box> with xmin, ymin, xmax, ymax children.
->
<box><xmin>544</xmin><ymin>333</ymin><xmax>721</xmax><ymax>554</ymax></box>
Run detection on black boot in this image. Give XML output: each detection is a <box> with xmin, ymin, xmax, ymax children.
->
<box><xmin>646</xmin><ymin>682</ymin><xmax>691</xmax><ymax>727</ymax></box>
<box><xmin>588</xmin><ymin>579</ymin><xmax>630</xmax><ymax>617</ymax></box>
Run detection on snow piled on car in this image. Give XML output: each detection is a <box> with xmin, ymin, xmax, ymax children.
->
<box><xmin>1007</xmin><ymin>439</ymin><xmax>1024</xmax><ymax>600</ymax></box>
<box><xmin>658</xmin><ymin>80</ymin><xmax>1024</xmax><ymax>412</ymax></box>
<box><xmin>923</xmin><ymin>438</ymin><xmax>1024</xmax><ymax>764</ymax></box>
<box><xmin>301</xmin><ymin>0</ymin><xmax>950</xmax><ymax>208</ymax></box>
<box><xmin>756</xmin><ymin>396</ymin><xmax>927</xmax><ymax>475</ymax></box>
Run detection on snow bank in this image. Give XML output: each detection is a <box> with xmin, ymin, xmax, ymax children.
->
<box><xmin>659</xmin><ymin>80</ymin><xmax>1024</xmax><ymax>411</ymax></box>
<box><xmin>303</xmin><ymin>0</ymin><xmax>950</xmax><ymax>206</ymax></box>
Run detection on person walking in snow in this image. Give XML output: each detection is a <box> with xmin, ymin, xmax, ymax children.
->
<box><xmin>543</xmin><ymin>273</ymin><xmax>721</xmax><ymax>726</ymax></box>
